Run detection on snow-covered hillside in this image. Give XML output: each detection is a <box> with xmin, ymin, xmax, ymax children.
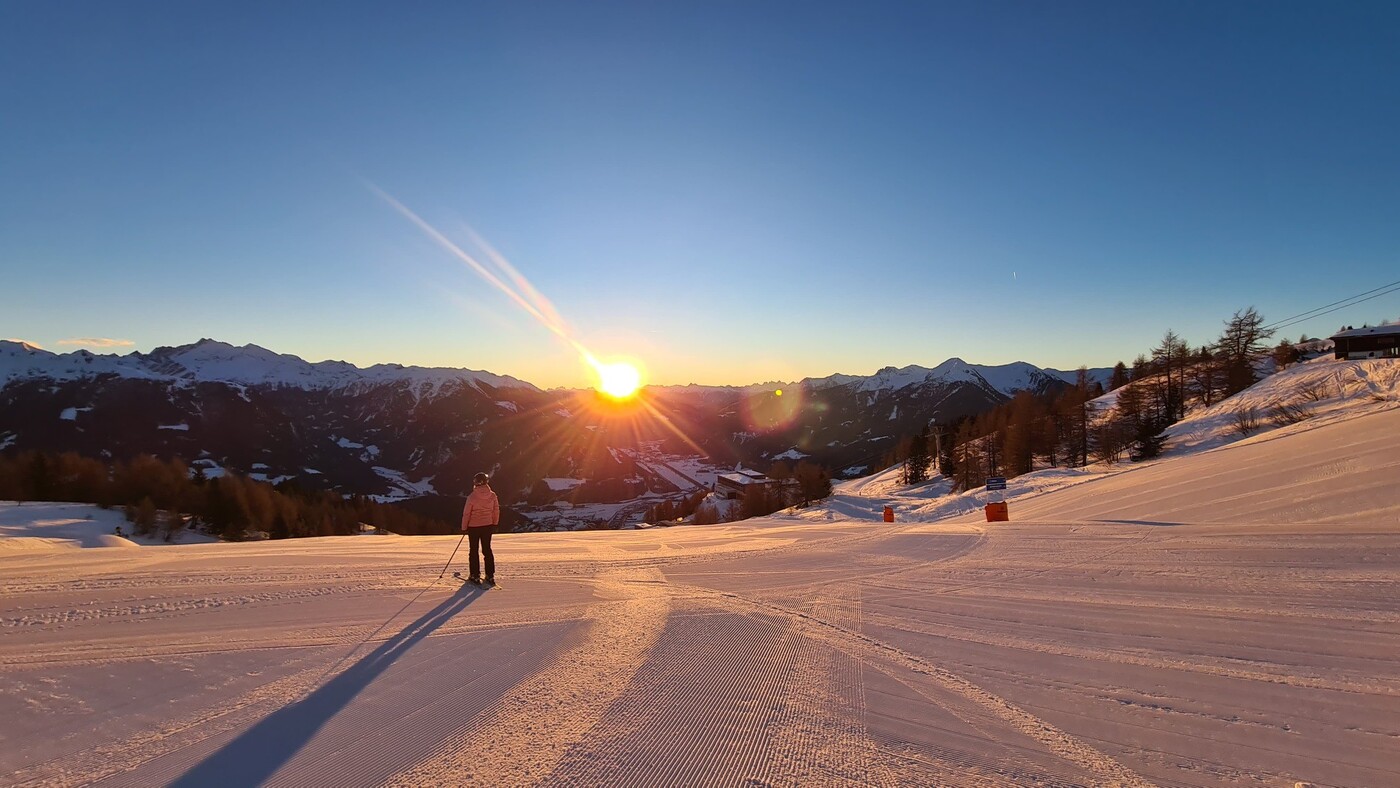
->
<box><xmin>0</xmin><ymin>502</ymin><xmax>220</xmax><ymax>550</ymax></box>
<box><xmin>809</xmin><ymin>357</ymin><xmax>1400</xmax><ymax>526</ymax></box>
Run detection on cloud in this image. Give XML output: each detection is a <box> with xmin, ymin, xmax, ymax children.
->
<box><xmin>4</xmin><ymin>338</ymin><xmax>43</xmax><ymax>349</ymax></box>
<box><xmin>57</xmin><ymin>337</ymin><xmax>135</xmax><ymax>348</ymax></box>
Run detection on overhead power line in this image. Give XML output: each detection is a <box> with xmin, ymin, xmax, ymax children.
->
<box><xmin>1263</xmin><ymin>278</ymin><xmax>1400</xmax><ymax>335</ymax></box>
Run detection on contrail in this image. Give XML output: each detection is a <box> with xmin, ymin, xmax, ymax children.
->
<box><xmin>366</xmin><ymin>182</ymin><xmax>605</xmax><ymax>369</ymax></box>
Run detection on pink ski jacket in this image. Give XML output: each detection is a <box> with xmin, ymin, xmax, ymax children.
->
<box><xmin>461</xmin><ymin>485</ymin><xmax>500</xmax><ymax>530</ymax></box>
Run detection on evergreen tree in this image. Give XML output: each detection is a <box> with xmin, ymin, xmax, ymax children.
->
<box><xmin>1108</xmin><ymin>361</ymin><xmax>1129</xmax><ymax>391</ymax></box>
<box><xmin>1131</xmin><ymin>418</ymin><xmax>1168</xmax><ymax>461</ymax></box>
<box><xmin>935</xmin><ymin>424</ymin><xmax>955</xmax><ymax>478</ymax></box>
<box><xmin>902</xmin><ymin>429</ymin><xmax>931</xmax><ymax>485</ymax></box>
<box><xmin>1130</xmin><ymin>354</ymin><xmax>1151</xmax><ymax>382</ymax></box>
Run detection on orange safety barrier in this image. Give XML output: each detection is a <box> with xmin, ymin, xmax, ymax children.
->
<box><xmin>882</xmin><ymin>506</ymin><xmax>894</xmax><ymax>523</ymax></box>
<box><xmin>985</xmin><ymin>501</ymin><xmax>1009</xmax><ymax>522</ymax></box>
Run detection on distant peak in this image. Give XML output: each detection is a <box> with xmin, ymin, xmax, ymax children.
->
<box><xmin>1</xmin><ymin>339</ymin><xmax>45</xmax><ymax>353</ymax></box>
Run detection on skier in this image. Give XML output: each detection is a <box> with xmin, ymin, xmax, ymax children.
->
<box><xmin>460</xmin><ymin>472</ymin><xmax>500</xmax><ymax>586</ymax></box>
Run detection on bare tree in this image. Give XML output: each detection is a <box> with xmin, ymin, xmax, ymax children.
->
<box><xmin>1217</xmin><ymin>307</ymin><xmax>1275</xmax><ymax>396</ymax></box>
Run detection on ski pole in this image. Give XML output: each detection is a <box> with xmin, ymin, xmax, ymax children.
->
<box><xmin>437</xmin><ymin>530</ymin><xmax>467</xmax><ymax>579</ymax></box>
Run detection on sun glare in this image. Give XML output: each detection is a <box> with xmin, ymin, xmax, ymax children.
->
<box><xmin>595</xmin><ymin>360</ymin><xmax>643</xmax><ymax>400</ymax></box>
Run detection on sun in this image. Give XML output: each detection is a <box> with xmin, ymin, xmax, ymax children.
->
<box><xmin>594</xmin><ymin>360</ymin><xmax>643</xmax><ymax>400</ymax></box>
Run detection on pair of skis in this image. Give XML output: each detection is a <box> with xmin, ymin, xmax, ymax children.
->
<box><xmin>452</xmin><ymin>571</ymin><xmax>501</xmax><ymax>589</ymax></box>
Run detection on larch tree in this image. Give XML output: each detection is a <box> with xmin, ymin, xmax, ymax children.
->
<box><xmin>1153</xmin><ymin>329</ymin><xmax>1191</xmax><ymax>423</ymax></box>
<box><xmin>1216</xmin><ymin>307</ymin><xmax>1275</xmax><ymax>396</ymax></box>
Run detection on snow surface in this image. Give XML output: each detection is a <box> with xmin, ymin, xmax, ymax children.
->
<box><xmin>190</xmin><ymin>458</ymin><xmax>228</xmax><ymax>479</ymax></box>
<box><xmin>2</xmin><ymin>361</ymin><xmax>1398</xmax><ymax>786</ymax></box>
<box><xmin>370</xmin><ymin>467</ymin><xmax>438</xmax><ymax>502</ymax></box>
<box><xmin>636</xmin><ymin>461</ymin><xmax>700</xmax><ymax>491</ymax></box>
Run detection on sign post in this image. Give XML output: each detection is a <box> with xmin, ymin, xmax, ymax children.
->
<box><xmin>984</xmin><ymin>476</ymin><xmax>1009</xmax><ymax>522</ymax></box>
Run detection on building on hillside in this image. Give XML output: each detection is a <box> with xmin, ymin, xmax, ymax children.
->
<box><xmin>1330</xmin><ymin>324</ymin><xmax>1400</xmax><ymax>359</ymax></box>
<box><xmin>714</xmin><ymin>469</ymin><xmax>779</xmax><ymax>500</ymax></box>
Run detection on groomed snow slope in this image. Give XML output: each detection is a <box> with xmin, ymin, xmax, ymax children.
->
<box><xmin>2</xmin><ymin>365</ymin><xmax>1399</xmax><ymax>786</ymax></box>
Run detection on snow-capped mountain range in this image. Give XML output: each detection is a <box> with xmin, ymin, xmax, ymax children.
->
<box><xmin>806</xmin><ymin>358</ymin><xmax>1108</xmax><ymax>398</ymax></box>
<box><xmin>2</xmin><ymin>339</ymin><xmax>1106</xmax><ymax>400</ymax></box>
<box><xmin>0</xmin><ymin>339</ymin><xmax>533</xmax><ymax>393</ymax></box>
<box><xmin>0</xmin><ymin>338</ymin><xmax>1111</xmax><ymax>508</ymax></box>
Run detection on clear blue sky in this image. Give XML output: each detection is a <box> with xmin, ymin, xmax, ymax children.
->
<box><xmin>3</xmin><ymin>1</ymin><xmax>1397</xmax><ymax>388</ymax></box>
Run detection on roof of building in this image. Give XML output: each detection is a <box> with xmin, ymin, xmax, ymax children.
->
<box><xmin>717</xmin><ymin>471</ymin><xmax>772</xmax><ymax>486</ymax></box>
<box><xmin>1331</xmin><ymin>324</ymin><xmax>1400</xmax><ymax>339</ymax></box>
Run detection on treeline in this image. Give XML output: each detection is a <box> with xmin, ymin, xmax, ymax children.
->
<box><xmin>898</xmin><ymin>307</ymin><xmax>1287</xmax><ymax>490</ymax></box>
<box><xmin>0</xmin><ymin>451</ymin><xmax>448</xmax><ymax>540</ymax></box>
<box><xmin>645</xmin><ymin>489</ymin><xmax>711</xmax><ymax>524</ymax></box>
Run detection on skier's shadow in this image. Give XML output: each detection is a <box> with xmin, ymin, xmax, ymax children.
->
<box><xmin>170</xmin><ymin>581</ymin><xmax>483</xmax><ymax>787</ymax></box>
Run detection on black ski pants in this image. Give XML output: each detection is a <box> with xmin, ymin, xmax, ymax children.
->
<box><xmin>467</xmin><ymin>526</ymin><xmax>494</xmax><ymax>579</ymax></box>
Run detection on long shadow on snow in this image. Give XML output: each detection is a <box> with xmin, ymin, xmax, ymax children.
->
<box><xmin>171</xmin><ymin>581</ymin><xmax>484</xmax><ymax>788</ymax></box>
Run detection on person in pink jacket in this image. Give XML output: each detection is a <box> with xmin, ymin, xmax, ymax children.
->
<box><xmin>460</xmin><ymin>472</ymin><xmax>500</xmax><ymax>585</ymax></box>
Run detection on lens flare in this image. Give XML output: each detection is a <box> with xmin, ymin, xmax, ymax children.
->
<box><xmin>741</xmin><ymin>386</ymin><xmax>804</xmax><ymax>432</ymax></box>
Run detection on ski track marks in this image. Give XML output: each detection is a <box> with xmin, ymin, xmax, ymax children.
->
<box><xmin>383</xmin><ymin>569</ymin><xmax>671</xmax><ymax>787</ymax></box>
<box><xmin>684</xmin><ymin>583</ymin><xmax>1151</xmax><ymax>787</ymax></box>
<box><xmin>4</xmin><ymin>508</ymin><xmax>1399</xmax><ymax>786</ymax></box>
<box><xmin>3</xmin><ymin>582</ymin><xmax>586</xmax><ymax>786</ymax></box>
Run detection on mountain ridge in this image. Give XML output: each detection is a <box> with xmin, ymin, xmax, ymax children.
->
<box><xmin>0</xmin><ymin>338</ymin><xmax>1115</xmax><ymax>510</ymax></box>
<box><xmin>1</xmin><ymin>338</ymin><xmax>1111</xmax><ymax>397</ymax></box>
<box><xmin>0</xmin><ymin>338</ymin><xmax>536</xmax><ymax>393</ymax></box>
